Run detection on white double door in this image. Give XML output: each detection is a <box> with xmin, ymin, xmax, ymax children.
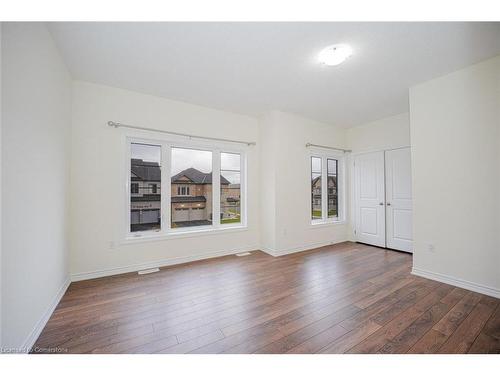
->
<box><xmin>354</xmin><ymin>147</ymin><xmax>413</xmax><ymax>253</ymax></box>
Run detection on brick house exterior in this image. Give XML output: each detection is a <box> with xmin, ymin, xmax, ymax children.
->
<box><xmin>130</xmin><ymin>158</ymin><xmax>161</xmax><ymax>231</ymax></box>
<box><xmin>170</xmin><ymin>167</ymin><xmax>230</xmax><ymax>225</ymax></box>
<box><xmin>130</xmin><ymin>159</ymin><xmax>240</xmax><ymax>230</ymax></box>
<box><xmin>311</xmin><ymin>175</ymin><xmax>338</xmax><ymax>215</ymax></box>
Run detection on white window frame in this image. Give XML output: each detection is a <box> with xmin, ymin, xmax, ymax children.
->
<box><xmin>124</xmin><ymin>134</ymin><xmax>247</xmax><ymax>242</ymax></box>
<box><xmin>309</xmin><ymin>149</ymin><xmax>345</xmax><ymax>225</ymax></box>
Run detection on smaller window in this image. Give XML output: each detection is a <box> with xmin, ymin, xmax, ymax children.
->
<box><xmin>310</xmin><ymin>153</ymin><xmax>343</xmax><ymax>224</ymax></box>
<box><xmin>150</xmin><ymin>183</ymin><xmax>157</xmax><ymax>194</ymax></box>
<box><xmin>131</xmin><ymin>183</ymin><xmax>139</xmax><ymax>194</ymax></box>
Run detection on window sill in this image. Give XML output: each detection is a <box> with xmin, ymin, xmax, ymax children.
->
<box><xmin>310</xmin><ymin>220</ymin><xmax>346</xmax><ymax>228</ymax></box>
<box><xmin>121</xmin><ymin>225</ymin><xmax>249</xmax><ymax>245</ymax></box>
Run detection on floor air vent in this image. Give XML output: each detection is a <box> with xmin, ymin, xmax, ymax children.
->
<box><xmin>236</xmin><ymin>252</ymin><xmax>252</xmax><ymax>257</ymax></box>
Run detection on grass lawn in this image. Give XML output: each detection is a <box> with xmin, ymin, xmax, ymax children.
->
<box><xmin>312</xmin><ymin>209</ymin><xmax>337</xmax><ymax>218</ymax></box>
<box><xmin>221</xmin><ymin>217</ymin><xmax>241</xmax><ymax>224</ymax></box>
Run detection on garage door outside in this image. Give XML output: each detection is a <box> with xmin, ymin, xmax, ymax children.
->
<box><xmin>173</xmin><ymin>208</ymin><xmax>189</xmax><ymax>222</ymax></box>
<box><xmin>190</xmin><ymin>207</ymin><xmax>205</xmax><ymax>221</ymax></box>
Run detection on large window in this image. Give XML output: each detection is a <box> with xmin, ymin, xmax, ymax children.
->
<box><xmin>310</xmin><ymin>152</ymin><xmax>343</xmax><ymax>224</ymax></box>
<box><xmin>127</xmin><ymin>137</ymin><xmax>246</xmax><ymax>238</ymax></box>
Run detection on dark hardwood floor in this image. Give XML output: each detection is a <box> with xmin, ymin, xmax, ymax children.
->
<box><xmin>34</xmin><ymin>242</ymin><xmax>500</xmax><ymax>354</ymax></box>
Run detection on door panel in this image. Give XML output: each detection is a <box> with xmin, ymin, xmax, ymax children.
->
<box><xmin>360</xmin><ymin>207</ymin><xmax>378</xmax><ymax>235</ymax></box>
<box><xmin>354</xmin><ymin>151</ymin><xmax>386</xmax><ymax>247</ymax></box>
<box><xmin>392</xmin><ymin>209</ymin><xmax>412</xmax><ymax>240</ymax></box>
<box><xmin>385</xmin><ymin>148</ymin><xmax>413</xmax><ymax>252</ymax></box>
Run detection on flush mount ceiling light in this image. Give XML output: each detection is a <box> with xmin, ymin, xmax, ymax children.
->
<box><xmin>318</xmin><ymin>44</ymin><xmax>353</xmax><ymax>66</ymax></box>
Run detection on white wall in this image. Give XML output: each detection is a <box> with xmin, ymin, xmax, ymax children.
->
<box><xmin>346</xmin><ymin>112</ymin><xmax>410</xmax><ymax>153</ymax></box>
<box><xmin>410</xmin><ymin>55</ymin><xmax>500</xmax><ymax>297</ymax></box>
<box><xmin>0</xmin><ymin>22</ymin><xmax>3</xmax><ymax>349</ymax></box>
<box><xmin>70</xmin><ymin>81</ymin><xmax>260</xmax><ymax>279</ymax></box>
<box><xmin>1</xmin><ymin>23</ymin><xmax>72</xmax><ymax>349</ymax></box>
<box><xmin>259</xmin><ymin>111</ymin><xmax>349</xmax><ymax>255</ymax></box>
<box><xmin>259</xmin><ymin>112</ymin><xmax>278</xmax><ymax>252</ymax></box>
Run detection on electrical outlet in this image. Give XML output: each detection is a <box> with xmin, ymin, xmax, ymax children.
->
<box><xmin>427</xmin><ymin>244</ymin><xmax>435</xmax><ymax>253</ymax></box>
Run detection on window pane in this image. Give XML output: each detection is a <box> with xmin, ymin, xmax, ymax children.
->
<box><xmin>171</xmin><ymin>147</ymin><xmax>213</xmax><ymax>228</ymax></box>
<box><xmin>221</xmin><ymin>153</ymin><xmax>241</xmax><ymax>225</ymax></box>
<box><xmin>327</xmin><ymin>159</ymin><xmax>338</xmax><ymax>219</ymax></box>
<box><xmin>311</xmin><ymin>156</ymin><xmax>322</xmax><ymax>220</ymax></box>
<box><xmin>130</xmin><ymin>143</ymin><xmax>161</xmax><ymax>232</ymax></box>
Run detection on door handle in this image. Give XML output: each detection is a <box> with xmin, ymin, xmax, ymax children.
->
<box><xmin>379</xmin><ymin>202</ymin><xmax>384</xmax><ymax>205</ymax></box>
<box><xmin>387</xmin><ymin>202</ymin><xmax>391</xmax><ymax>206</ymax></box>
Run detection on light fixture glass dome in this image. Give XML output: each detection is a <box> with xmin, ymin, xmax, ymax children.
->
<box><xmin>318</xmin><ymin>44</ymin><xmax>353</xmax><ymax>66</ymax></box>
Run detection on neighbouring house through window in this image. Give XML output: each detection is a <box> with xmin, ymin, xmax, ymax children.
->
<box><xmin>327</xmin><ymin>159</ymin><xmax>338</xmax><ymax>219</ymax></box>
<box><xmin>310</xmin><ymin>152</ymin><xmax>342</xmax><ymax>223</ymax></box>
<box><xmin>127</xmin><ymin>138</ymin><xmax>246</xmax><ymax>238</ymax></box>
<box><xmin>220</xmin><ymin>152</ymin><xmax>241</xmax><ymax>225</ymax></box>
<box><xmin>130</xmin><ymin>143</ymin><xmax>162</xmax><ymax>233</ymax></box>
<box><xmin>171</xmin><ymin>147</ymin><xmax>213</xmax><ymax>229</ymax></box>
<box><xmin>311</xmin><ymin>156</ymin><xmax>322</xmax><ymax>220</ymax></box>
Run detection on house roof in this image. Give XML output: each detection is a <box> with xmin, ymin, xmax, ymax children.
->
<box><xmin>171</xmin><ymin>167</ymin><xmax>230</xmax><ymax>185</ymax></box>
<box><xmin>171</xmin><ymin>196</ymin><xmax>207</xmax><ymax>203</ymax></box>
<box><xmin>131</xmin><ymin>160</ymin><xmax>230</xmax><ymax>185</ymax></box>
<box><xmin>312</xmin><ymin>175</ymin><xmax>337</xmax><ymax>187</ymax></box>
<box><xmin>131</xmin><ymin>159</ymin><xmax>161</xmax><ymax>182</ymax></box>
<box><xmin>131</xmin><ymin>194</ymin><xmax>161</xmax><ymax>202</ymax></box>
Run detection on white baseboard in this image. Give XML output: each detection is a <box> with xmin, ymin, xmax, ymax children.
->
<box><xmin>261</xmin><ymin>239</ymin><xmax>348</xmax><ymax>257</ymax></box>
<box><xmin>20</xmin><ymin>276</ymin><xmax>71</xmax><ymax>353</ymax></box>
<box><xmin>71</xmin><ymin>245</ymin><xmax>259</xmax><ymax>282</ymax></box>
<box><xmin>412</xmin><ymin>267</ymin><xmax>500</xmax><ymax>299</ymax></box>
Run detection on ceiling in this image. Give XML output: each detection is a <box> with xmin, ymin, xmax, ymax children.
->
<box><xmin>48</xmin><ymin>22</ymin><xmax>500</xmax><ymax>128</ymax></box>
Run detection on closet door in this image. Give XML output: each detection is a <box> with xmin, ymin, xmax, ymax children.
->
<box><xmin>385</xmin><ymin>148</ymin><xmax>413</xmax><ymax>253</ymax></box>
<box><xmin>354</xmin><ymin>151</ymin><xmax>386</xmax><ymax>247</ymax></box>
